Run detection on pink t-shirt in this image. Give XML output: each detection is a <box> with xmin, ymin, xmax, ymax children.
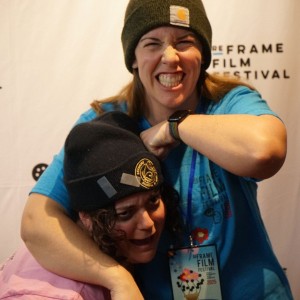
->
<box><xmin>0</xmin><ymin>243</ymin><xmax>111</xmax><ymax>299</ymax></box>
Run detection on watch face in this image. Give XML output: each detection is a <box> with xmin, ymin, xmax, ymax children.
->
<box><xmin>168</xmin><ymin>110</ymin><xmax>191</xmax><ymax>122</ymax></box>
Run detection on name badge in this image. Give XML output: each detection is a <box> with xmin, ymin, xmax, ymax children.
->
<box><xmin>169</xmin><ymin>244</ymin><xmax>222</xmax><ymax>299</ymax></box>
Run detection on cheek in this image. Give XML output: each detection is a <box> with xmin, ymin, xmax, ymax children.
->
<box><xmin>153</xmin><ymin>205</ymin><xmax>166</xmax><ymax>229</ymax></box>
<box><xmin>135</xmin><ymin>50</ymin><xmax>160</xmax><ymax>71</ymax></box>
<box><xmin>188</xmin><ymin>54</ymin><xmax>202</xmax><ymax>70</ymax></box>
<box><xmin>183</xmin><ymin>55</ymin><xmax>202</xmax><ymax>85</ymax></box>
<box><xmin>113</xmin><ymin>223</ymin><xmax>134</xmax><ymax>239</ymax></box>
<box><xmin>184</xmin><ymin>47</ymin><xmax>203</xmax><ymax>66</ymax></box>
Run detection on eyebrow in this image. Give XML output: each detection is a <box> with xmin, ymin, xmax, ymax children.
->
<box><xmin>140</xmin><ymin>33</ymin><xmax>196</xmax><ymax>43</ymax></box>
<box><xmin>177</xmin><ymin>33</ymin><xmax>196</xmax><ymax>39</ymax></box>
<box><xmin>140</xmin><ymin>37</ymin><xmax>160</xmax><ymax>43</ymax></box>
<box><xmin>115</xmin><ymin>190</ymin><xmax>161</xmax><ymax>211</ymax></box>
<box><xmin>115</xmin><ymin>204</ymin><xmax>134</xmax><ymax>211</ymax></box>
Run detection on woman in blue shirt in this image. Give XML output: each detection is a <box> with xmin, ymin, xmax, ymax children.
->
<box><xmin>21</xmin><ymin>0</ymin><xmax>293</xmax><ymax>299</ymax></box>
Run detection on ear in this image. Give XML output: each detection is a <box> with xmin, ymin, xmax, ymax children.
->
<box><xmin>78</xmin><ymin>212</ymin><xmax>93</xmax><ymax>232</ymax></box>
<box><xmin>132</xmin><ymin>59</ymin><xmax>138</xmax><ymax>69</ymax></box>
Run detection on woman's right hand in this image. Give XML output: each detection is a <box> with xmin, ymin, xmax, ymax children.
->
<box><xmin>140</xmin><ymin>120</ymin><xmax>179</xmax><ymax>160</ymax></box>
<box><xmin>21</xmin><ymin>193</ymin><xmax>144</xmax><ymax>300</ymax></box>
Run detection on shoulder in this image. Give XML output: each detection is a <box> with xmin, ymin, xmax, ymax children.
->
<box><xmin>222</xmin><ymin>85</ymin><xmax>262</xmax><ymax>104</ymax></box>
<box><xmin>74</xmin><ymin>108</ymin><xmax>98</xmax><ymax>125</ymax></box>
<box><xmin>0</xmin><ymin>245</ymin><xmax>86</xmax><ymax>299</ymax></box>
<box><xmin>207</xmin><ymin>85</ymin><xmax>276</xmax><ymax>116</ymax></box>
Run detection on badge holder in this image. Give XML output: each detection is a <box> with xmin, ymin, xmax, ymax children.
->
<box><xmin>169</xmin><ymin>243</ymin><xmax>222</xmax><ymax>300</ymax></box>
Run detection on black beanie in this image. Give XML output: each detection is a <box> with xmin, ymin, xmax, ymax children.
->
<box><xmin>121</xmin><ymin>0</ymin><xmax>212</xmax><ymax>72</ymax></box>
<box><xmin>64</xmin><ymin>111</ymin><xmax>164</xmax><ymax>212</ymax></box>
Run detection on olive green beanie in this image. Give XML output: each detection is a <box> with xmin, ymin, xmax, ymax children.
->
<box><xmin>121</xmin><ymin>0</ymin><xmax>212</xmax><ymax>72</ymax></box>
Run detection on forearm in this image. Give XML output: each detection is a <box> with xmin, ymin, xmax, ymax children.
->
<box><xmin>179</xmin><ymin>114</ymin><xmax>287</xmax><ymax>179</ymax></box>
<box><xmin>21</xmin><ymin>194</ymin><xmax>143</xmax><ymax>299</ymax></box>
<box><xmin>141</xmin><ymin>114</ymin><xmax>286</xmax><ymax>179</ymax></box>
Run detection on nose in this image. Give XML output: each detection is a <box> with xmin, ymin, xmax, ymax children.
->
<box><xmin>137</xmin><ymin>210</ymin><xmax>155</xmax><ymax>230</ymax></box>
<box><xmin>161</xmin><ymin>45</ymin><xmax>179</xmax><ymax>64</ymax></box>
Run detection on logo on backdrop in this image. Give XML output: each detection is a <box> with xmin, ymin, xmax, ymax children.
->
<box><xmin>32</xmin><ymin>163</ymin><xmax>48</xmax><ymax>181</ymax></box>
<box><xmin>210</xmin><ymin>42</ymin><xmax>290</xmax><ymax>81</ymax></box>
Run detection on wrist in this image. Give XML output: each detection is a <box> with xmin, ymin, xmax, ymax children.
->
<box><xmin>104</xmin><ymin>264</ymin><xmax>132</xmax><ymax>288</ymax></box>
<box><xmin>168</xmin><ymin>110</ymin><xmax>192</xmax><ymax>141</ymax></box>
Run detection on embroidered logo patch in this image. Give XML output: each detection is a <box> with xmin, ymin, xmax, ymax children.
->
<box><xmin>135</xmin><ymin>158</ymin><xmax>158</xmax><ymax>189</ymax></box>
<box><xmin>170</xmin><ymin>5</ymin><xmax>190</xmax><ymax>28</ymax></box>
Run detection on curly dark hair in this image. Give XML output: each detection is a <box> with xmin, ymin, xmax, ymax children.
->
<box><xmin>80</xmin><ymin>183</ymin><xmax>183</xmax><ymax>264</ymax></box>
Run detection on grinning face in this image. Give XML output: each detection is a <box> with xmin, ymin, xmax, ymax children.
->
<box><xmin>112</xmin><ymin>189</ymin><xmax>165</xmax><ymax>264</ymax></box>
<box><xmin>133</xmin><ymin>26</ymin><xmax>203</xmax><ymax>122</ymax></box>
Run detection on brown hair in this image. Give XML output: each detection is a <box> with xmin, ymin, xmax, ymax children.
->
<box><xmin>91</xmin><ymin>71</ymin><xmax>255</xmax><ymax>118</ymax></box>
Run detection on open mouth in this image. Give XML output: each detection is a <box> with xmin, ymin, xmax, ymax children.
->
<box><xmin>157</xmin><ymin>72</ymin><xmax>184</xmax><ymax>88</ymax></box>
<box><xmin>130</xmin><ymin>235</ymin><xmax>155</xmax><ymax>246</ymax></box>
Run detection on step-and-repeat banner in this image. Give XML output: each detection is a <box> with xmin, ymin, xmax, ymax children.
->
<box><xmin>1</xmin><ymin>0</ymin><xmax>299</xmax><ymax>297</ymax></box>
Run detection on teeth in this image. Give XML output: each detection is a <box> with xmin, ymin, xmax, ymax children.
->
<box><xmin>158</xmin><ymin>73</ymin><xmax>183</xmax><ymax>87</ymax></box>
<box><xmin>131</xmin><ymin>236</ymin><xmax>153</xmax><ymax>246</ymax></box>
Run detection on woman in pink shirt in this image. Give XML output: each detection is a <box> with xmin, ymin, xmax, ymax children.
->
<box><xmin>0</xmin><ymin>112</ymin><xmax>181</xmax><ymax>299</ymax></box>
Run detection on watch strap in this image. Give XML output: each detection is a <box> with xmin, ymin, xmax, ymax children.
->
<box><xmin>168</xmin><ymin>110</ymin><xmax>192</xmax><ymax>141</ymax></box>
<box><xmin>169</xmin><ymin>120</ymin><xmax>181</xmax><ymax>140</ymax></box>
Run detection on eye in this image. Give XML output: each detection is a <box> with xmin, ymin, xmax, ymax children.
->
<box><xmin>147</xmin><ymin>193</ymin><xmax>162</xmax><ymax>211</ymax></box>
<box><xmin>176</xmin><ymin>39</ymin><xmax>196</xmax><ymax>50</ymax></box>
<box><xmin>143</xmin><ymin>42</ymin><xmax>161</xmax><ymax>49</ymax></box>
<box><xmin>116</xmin><ymin>208</ymin><xmax>133</xmax><ymax>221</ymax></box>
<box><xmin>140</xmin><ymin>38</ymin><xmax>162</xmax><ymax>49</ymax></box>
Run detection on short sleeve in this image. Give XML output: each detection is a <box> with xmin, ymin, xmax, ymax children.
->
<box><xmin>30</xmin><ymin>108</ymin><xmax>97</xmax><ymax>214</ymax></box>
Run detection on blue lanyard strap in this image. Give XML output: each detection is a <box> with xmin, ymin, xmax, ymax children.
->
<box><xmin>186</xmin><ymin>100</ymin><xmax>207</xmax><ymax>245</ymax></box>
<box><xmin>186</xmin><ymin>149</ymin><xmax>198</xmax><ymax>233</ymax></box>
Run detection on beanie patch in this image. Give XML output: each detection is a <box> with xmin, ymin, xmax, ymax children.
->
<box><xmin>120</xmin><ymin>173</ymin><xmax>141</xmax><ymax>188</ymax></box>
<box><xmin>170</xmin><ymin>5</ymin><xmax>190</xmax><ymax>28</ymax></box>
<box><xmin>135</xmin><ymin>158</ymin><xmax>159</xmax><ymax>189</ymax></box>
<box><xmin>97</xmin><ymin>176</ymin><xmax>117</xmax><ymax>199</ymax></box>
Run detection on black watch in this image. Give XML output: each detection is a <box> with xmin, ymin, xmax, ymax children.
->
<box><xmin>168</xmin><ymin>110</ymin><xmax>192</xmax><ymax>141</ymax></box>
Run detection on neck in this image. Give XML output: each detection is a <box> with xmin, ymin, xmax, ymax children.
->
<box><xmin>145</xmin><ymin>96</ymin><xmax>199</xmax><ymax>126</ymax></box>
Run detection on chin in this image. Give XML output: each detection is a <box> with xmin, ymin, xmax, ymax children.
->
<box><xmin>128</xmin><ymin>251</ymin><xmax>156</xmax><ymax>264</ymax></box>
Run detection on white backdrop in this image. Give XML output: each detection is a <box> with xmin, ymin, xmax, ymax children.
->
<box><xmin>0</xmin><ymin>1</ymin><xmax>299</xmax><ymax>298</ymax></box>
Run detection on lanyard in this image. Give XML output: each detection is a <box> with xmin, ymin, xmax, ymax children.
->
<box><xmin>186</xmin><ymin>149</ymin><xmax>198</xmax><ymax>246</ymax></box>
<box><xmin>186</xmin><ymin>99</ymin><xmax>207</xmax><ymax>246</ymax></box>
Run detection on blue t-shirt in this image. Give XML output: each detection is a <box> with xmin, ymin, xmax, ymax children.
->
<box><xmin>31</xmin><ymin>86</ymin><xmax>293</xmax><ymax>300</ymax></box>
